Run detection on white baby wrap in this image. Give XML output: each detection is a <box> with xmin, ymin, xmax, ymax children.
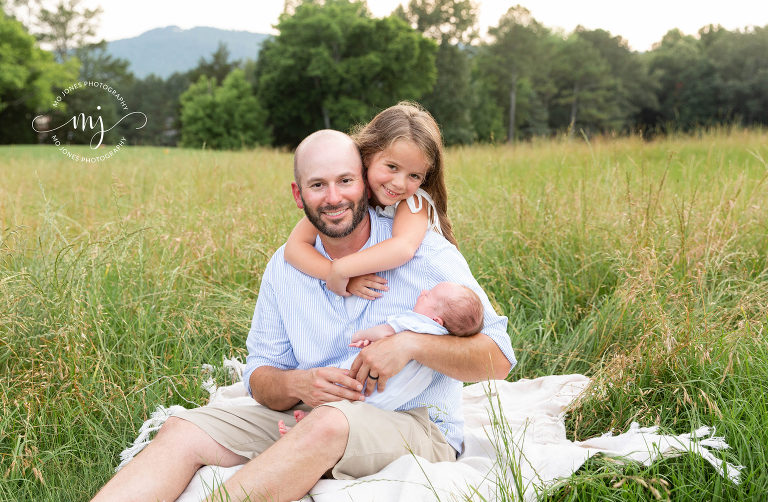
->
<box><xmin>338</xmin><ymin>311</ymin><xmax>447</xmax><ymax>411</ymax></box>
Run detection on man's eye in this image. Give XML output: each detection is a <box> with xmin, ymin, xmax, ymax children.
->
<box><xmin>341</xmin><ymin>178</ymin><xmax>353</xmax><ymax>184</ymax></box>
<box><xmin>310</xmin><ymin>183</ymin><xmax>323</xmax><ymax>189</ymax></box>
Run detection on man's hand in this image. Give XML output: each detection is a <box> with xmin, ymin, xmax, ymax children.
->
<box><xmin>293</xmin><ymin>367</ymin><xmax>365</xmax><ymax>407</ymax></box>
<box><xmin>349</xmin><ymin>333</ymin><xmax>415</xmax><ymax>396</ymax></box>
<box><xmin>346</xmin><ymin>274</ymin><xmax>388</xmax><ymax>300</ymax></box>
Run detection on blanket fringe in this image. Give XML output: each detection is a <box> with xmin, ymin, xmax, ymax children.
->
<box><xmin>602</xmin><ymin>422</ymin><xmax>743</xmax><ymax>484</ymax></box>
<box><xmin>116</xmin><ymin>358</ymin><xmax>245</xmax><ymax>472</ymax></box>
<box><xmin>670</xmin><ymin>425</ymin><xmax>744</xmax><ymax>484</ymax></box>
<box><xmin>115</xmin><ymin>404</ymin><xmax>186</xmax><ymax>472</ymax></box>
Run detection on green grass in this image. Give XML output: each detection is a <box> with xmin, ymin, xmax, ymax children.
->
<box><xmin>2</xmin><ymin>128</ymin><xmax>767</xmax><ymax>500</ymax></box>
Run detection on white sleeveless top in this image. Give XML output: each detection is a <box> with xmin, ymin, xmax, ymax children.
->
<box><xmin>374</xmin><ymin>188</ymin><xmax>443</xmax><ymax>235</ymax></box>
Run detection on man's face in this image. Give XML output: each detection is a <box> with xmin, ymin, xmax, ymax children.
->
<box><xmin>300</xmin><ymin>181</ymin><xmax>368</xmax><ymax>238</ymax></box>
<box><xmin>292</xmin><ymin>139</ymin><xmax>368</xmax><ymax>239</ymax></box>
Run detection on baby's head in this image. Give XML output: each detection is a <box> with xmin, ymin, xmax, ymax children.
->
<box><xmin>414</xmin><ymin>282</ymin><xmax>484</xmax><ymax>337</ymax></box>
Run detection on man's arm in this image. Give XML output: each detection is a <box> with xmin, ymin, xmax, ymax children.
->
<box><xmin>349</xmin><ymin>331</ymin><xmax>511</xmax><ymax>394</ymax></box>
<box><xmin>244</xmin><ymin>257</ymin><xmax>365</xmax><ymax>410</ymax></box>
<box><xmin>250</xmin><ymin>366</ymin><xmax>364</xmax><ymax>410</ymax></box>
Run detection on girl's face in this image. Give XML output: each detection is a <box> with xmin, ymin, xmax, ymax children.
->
<box><xmin>366</xmin><ymin>140</ymin><xmax>429</xmax><ymax>207</ymax></box>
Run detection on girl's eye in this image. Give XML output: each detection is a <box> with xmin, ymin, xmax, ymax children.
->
<box><xmin>388</xmin><ymin>164</ymin><xmax>397</xmax><ymax>171</ymax></box>
<box><xmin>410</xmin><ymin>174</ymin><xmax>423</xmax><ymax>181</ymax></box>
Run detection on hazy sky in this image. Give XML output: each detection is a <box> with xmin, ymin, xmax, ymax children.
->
<box><xmin>90</xmin><ymin>0</ymin><xmax>767</xmax><ymax>52</ymax></box>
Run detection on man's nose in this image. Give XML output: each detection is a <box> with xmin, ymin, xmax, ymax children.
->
<box><xmin>326</xmin><ymin>183</ymin><xmax>342</xmax><ymax>205</ymax></box>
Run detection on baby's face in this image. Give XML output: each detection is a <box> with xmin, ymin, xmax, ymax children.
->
<box><xmin>413</xmin><ymin>282</ymin><xmax>460</xmax><ymax>320</ymax></box>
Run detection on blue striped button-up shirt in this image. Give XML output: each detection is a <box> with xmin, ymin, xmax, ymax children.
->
<box><xmin>243</xmin><ymin>208</ymin><xmax>516</xmax><ymax>453</ymax></box>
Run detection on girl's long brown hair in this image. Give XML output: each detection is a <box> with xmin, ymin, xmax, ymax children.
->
<box><xmin>352</xmin><ymin>101</ymin><xmax>456</xmax><ymax>246</ymax></box>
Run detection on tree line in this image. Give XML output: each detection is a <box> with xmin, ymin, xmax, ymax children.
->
<box><xmin>2</xmin><ymin>0</ymin><xmax>767</xmax><ymax>149</ymax></box>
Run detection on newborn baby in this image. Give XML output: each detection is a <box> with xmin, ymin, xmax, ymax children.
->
<box><xmin>279</xmin><ymin>281</ymin><xmax>484</xmax><ymax>434</ymax></box>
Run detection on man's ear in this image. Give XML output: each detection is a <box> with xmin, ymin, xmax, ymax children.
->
<box><xmin>433</xmin><ymin>316</ymin><xmax>444</xmax><ymax>326</ymax></box>
<box><xmin>291</xmin><ymin>182</ymin><xmax>304</xmax><ymax>209</ymax></box>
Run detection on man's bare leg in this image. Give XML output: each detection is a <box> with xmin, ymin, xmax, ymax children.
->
<box><xmin>92</xmin><ymin>417</ymin><xmax>248</xmax><ymax>502</ymax></box>
<box><xmin>207</xmin><ymin>406</ymin><xmax>348</xmax><ymax>502</ymax></box>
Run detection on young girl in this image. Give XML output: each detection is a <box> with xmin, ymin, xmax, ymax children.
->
<box><xmin>284</xmin><ymin>101</ymin><xmax>457</xmax><ymax>299</ymax></box>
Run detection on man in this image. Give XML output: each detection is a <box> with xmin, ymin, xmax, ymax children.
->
<box><xmin>92</xmin><ymin>130</ymin><xmax>516</xmax><ymax>502</ymax></box>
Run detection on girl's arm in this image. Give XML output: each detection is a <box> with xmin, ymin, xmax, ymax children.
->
<box><xmin>330</xmin><ymin>201</ymin><xmax>429</xmax><ymax>280</ymax></box>
<box><xmin>284</xmin><ymin>216</ymin><xmax>335</xmax><ymax>285</ymax></box>
<box><xmin>285</xmin><ymin>217</ymin><xmax>388</xmax><ymax>298</ymax></box>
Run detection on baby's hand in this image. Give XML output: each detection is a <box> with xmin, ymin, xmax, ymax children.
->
<box><xmin>347</xmin><ymin>274</ymin><xmax>388</xmax><ymax>300</ymax></box>
<box><xmin>351</xmin><ymin>324</ymin><xmax>395</xmax><ymax>345</ymax></box>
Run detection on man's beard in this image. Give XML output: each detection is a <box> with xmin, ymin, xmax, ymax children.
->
<box><xmin>301</xmin><ymin>192</ymin><xmax>368</xmax><ymax>238</ymax></box>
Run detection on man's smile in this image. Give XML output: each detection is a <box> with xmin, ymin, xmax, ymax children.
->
<box><xmin>321</xmin><ymin>205</ymin><xmax>351</xmax><ymax>219</ymax></box>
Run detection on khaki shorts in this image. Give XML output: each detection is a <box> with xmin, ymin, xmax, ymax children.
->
<box><xmin>174</xmin><ymin>400</ymin><xmax>457</xmax><ymax>480</ymax></box>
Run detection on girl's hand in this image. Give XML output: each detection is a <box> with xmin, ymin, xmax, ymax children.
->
<box><xmin>327</xmin><ymin>267</ymin><xmax>350</xmax><ymax>297</ymax></box>
<box><xmin>347</xmin><ymin>274</ymin><xmax>389</xmax><ymax>300</ymax></box>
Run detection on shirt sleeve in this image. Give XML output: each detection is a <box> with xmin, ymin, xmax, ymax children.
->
<box><xmin>242</xmin><ymin>259</ymin><xmax>298</xmax><ymax>396</ymax></box>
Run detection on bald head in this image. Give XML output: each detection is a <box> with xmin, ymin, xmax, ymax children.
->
<box><xmin>294</xmin><ymin>130</ymin><xmax>361</xmax><ymax>185</ymax></box>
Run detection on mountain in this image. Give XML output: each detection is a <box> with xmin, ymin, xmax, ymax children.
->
<box><xmin>106</xmin><ymin>26</ymin><xmax>270</xmax><ymax>79</ymax></box>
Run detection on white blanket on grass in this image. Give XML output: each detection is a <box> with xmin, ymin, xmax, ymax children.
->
<box><xmin>118</xmin><ymin>360</ymin><xmax>742</xmax><ymax>501</ymax></box>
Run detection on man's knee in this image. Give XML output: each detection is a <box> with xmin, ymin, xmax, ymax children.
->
<box><xmin>299</xmin><ymin>406</ymin><xmax>349</xmax><ymax>446</ymax></box>
<box><xmin>155</xmin><ymin>416</ymin><xmax>197</xmax><ymax>442</ymax></box>
<box><xmin>153</xmin><ymin>417</ymin><xmax>212</xmax><ymax>457</ymax></box>
<box><xmin>154</xmin><ymin>416</ymin><xmax>247</xmax><ymax>467</ymax></box>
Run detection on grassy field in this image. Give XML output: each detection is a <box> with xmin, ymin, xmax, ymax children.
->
<box><xmin>2</xmin><ymin>129</ymin><xmax>767</xmax><ymax>500</ymax></box>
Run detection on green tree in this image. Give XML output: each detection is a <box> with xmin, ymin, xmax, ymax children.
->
<box><xmin>571</xmin><ymin>28</ymin><xmax>658</xmax><ymax>133</ymax></box>
<box><xmin>11</xmin><ymin>0</ymin><xmax>103</xmax><ymax>61</ymax></box>
<box><xmin>180</xmin><ymin>69</ymin><xmax>271</xmax><ymax>149</ymax></box>
<box><xmin>646</xmin><ymin>29</ymin><xmax>719</xmax><ymax>130</ymax></box>
<box><xmin>395</xmin><ymin>0</ymin><xmax>477</xmax><ymax>44</ymax></box>
<box><xmin>549</xmin><ymin>32</ymin><xmax>619</xmax><ymax>135</ymax></box>
<box><xmin>469</xmin><ymin>73</ymin><xmax>504</xmax><ymax>142</ymax></box>
<box><xmin>425</xmin><ymin>42</ymin><xmax>474</xmax><ymax>143</ymax></box>
<box><xmin>475</xmin><ymin>5</ymin><xmax>550</xmax><ymax>142</ymax></box>
<box><xmin>397</xmin><ymin>0</ymin><xmax>478</xmax><ymax>144</ymax></box>
<box><xmin>0</xmin><ymin>13</ymin><xmax>77</xmax><ymax>143</ymax></box>
<box><xmin>48</xmin><ymin>41</ymin><xmax>135</xmax><ymax>145</ymax></box>
<box><xmin>116</xmin><ymin>72</ymin><xmax>189</xmax><ymax>146</ymax></box>
<box><xmin>702</xmin><ymin>25</ymin><xmax>768</xmax><ymax>126</ymax></box>
<box><xmin>256</xmin><ymin>0</ymin><xmax>437</xmax><ymax>146</ymax></box>
<box><xmin>187</xmin><ymin>42</ymin><xmax>240</xmax><ymax>85</ymax></box>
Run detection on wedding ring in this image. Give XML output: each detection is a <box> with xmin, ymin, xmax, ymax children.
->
<box><xmin>369</xmin><ymin>374</ymin><xmax>379</xmax><ymax>380</ymax></box>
